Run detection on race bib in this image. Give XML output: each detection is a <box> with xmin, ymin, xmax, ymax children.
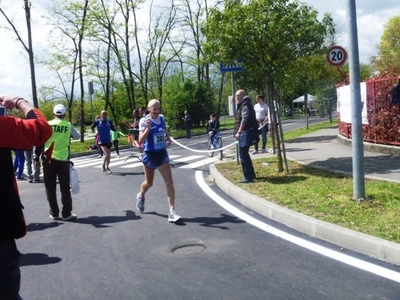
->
<box><xmin>153</xmin><ymin>132</ymin><xmax>166</xmax><ymax>150</ymax></box>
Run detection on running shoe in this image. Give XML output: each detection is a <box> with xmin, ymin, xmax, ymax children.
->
<box><xmin>168</xmin><ymin>209</ymin><xmax>181</xmax><ymax>223</ymax></box>
<box><xmin>49</xmin><ymin>215</ymin><xmax>62</xmax><ymax>221</ymax></box>
<box><xmin>102</xmin><ymin>164</ymin><xmax>106</xmax><ymax>172</ymax></box>
<box><xmin>106</xmin><ymin>168</ymin><xmax>112</xmax><ymax>175</ymax></box>
<box><xmin>62</xmin><ymin>214</ymin><xmax>77</xmax><ymax>221</ymax></box>
<box><xmin>252</xmin><ymin>150</ymin><xmax>258</xmax><ymax>155</ymax></box>
<box><xmin>136</xmin><ymin>192</ymin><xmax>145</xmax><ymax>213</ymax></box>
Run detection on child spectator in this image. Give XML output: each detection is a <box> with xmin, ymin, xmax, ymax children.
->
<box><xmin>111</xmin><ymin>126</ymin><xmax>125</xmax><ymax>158</ymax></box>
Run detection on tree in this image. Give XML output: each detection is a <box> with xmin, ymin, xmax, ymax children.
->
<box><xmin>163</xmin><ymin>75</ymin><xmax>213</xmax><ymax>129</ymax></box>
<box><xmin>371</xmin><ymin>16</ymin><xmax>400</xmax><ymax>75</ymax></box>
<box><xmin>45</xmin><ymin>0</ymin><xmax>90</xmax><ymax>141</ymax></box>
<box><xmin>0</xmin><ymin>0</ymin><xmax>39</xmax><ymax>107</ymax></box>
<box><xmin>203</xmin><ymin>0</ymin><xmax>334</xmax><ymax>172</ymax></box>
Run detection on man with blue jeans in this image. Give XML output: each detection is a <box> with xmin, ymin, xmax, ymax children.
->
<box><xmin>253</xmin><ymin>94</ymin><xmax>270</xmax><ymax>154</ymax></box>
<box><xmin>234</xmin><ymin>89</ymin><xmax>257</xmax><ymax>183</ymax></box>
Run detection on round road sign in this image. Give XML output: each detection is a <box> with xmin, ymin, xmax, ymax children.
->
<box><xmin>327</xmin><ymin>46</ymin><xmax>347</xmax><ymax>66</ymax></box>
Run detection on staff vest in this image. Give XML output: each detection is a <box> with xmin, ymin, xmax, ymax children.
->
<box><xmin>46</xmin><ymin>119</ymin><xmax>72</xmax><ymax>161</ymax></box>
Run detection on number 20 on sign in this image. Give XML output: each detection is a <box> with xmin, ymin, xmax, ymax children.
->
<box><xmin>327</xmin><ymin>46</ymin><xmax>347</xmax><ymax>67</ymax></box>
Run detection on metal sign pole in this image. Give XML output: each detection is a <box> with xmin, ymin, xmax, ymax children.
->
<box><xmin>231</xmin><ymin>73</ymin><xmax>239</xmax><ymax>164</ymax></box>
<box><xmin>346</xmin><ymin>0</ymin><xmax>365</xmax><ymax>200</ymax></box>
<box><xmin>88</xmin><ymin>81</ymin><xmax>94</xmax><ymax>121</ymax></box>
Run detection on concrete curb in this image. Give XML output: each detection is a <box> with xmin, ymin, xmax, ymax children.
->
<box><xmin>209</xmin><ymin>164</ymin><xmax>400</xmax><ymax>266</ymax></box>
<box><xmin>337</xmin><ymin>133</ymin><xmax>400</xmax><ymax>157</ymax></box>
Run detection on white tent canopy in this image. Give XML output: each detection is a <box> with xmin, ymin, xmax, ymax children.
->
<box><xmin>292</xmin><ymin>94</ymin><xmax>315</xmax><ymax>103</ymax></box>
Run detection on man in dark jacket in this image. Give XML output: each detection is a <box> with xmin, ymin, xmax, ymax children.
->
<box><xmin>182</xmin><ymin>111</ymin><xmax>192</xmax><ymax>139</ymax></box>
<box><xmin>0</xmin><ymin>95</ymin><xmax>52</xmax><ymax>299</ymax></box>
<box><xmin>233</xmin><ymin>89</ymin><xmax>257</xmax><ymax>183</ymax></box>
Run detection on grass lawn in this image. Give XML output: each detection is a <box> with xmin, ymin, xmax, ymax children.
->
<box><xmin>215</xmin><ymin>120</ymin><xmax>400</xmax><ymax>244</ymax></box>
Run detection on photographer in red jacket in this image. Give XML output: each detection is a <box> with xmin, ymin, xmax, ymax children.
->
<box><xmin>0</xmin><ymin>95</ymin><xmax>52</xmax><ymax>300</ymax></box>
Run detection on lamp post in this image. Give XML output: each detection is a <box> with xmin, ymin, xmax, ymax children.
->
<box><xmin>88</xmin><ymin>81</ymin><xmax>94</xmax><ymax>121</ymax></box>
<box><xmin>346</xmin><ymin>0</ymin><xmax>365</xmax><ymax>200</ymax></box>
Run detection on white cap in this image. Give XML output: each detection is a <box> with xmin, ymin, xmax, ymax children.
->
<box><xmin>53</xmin><ymin>104</ymin><xmax>66</xmax><ymax>115</ymax></box>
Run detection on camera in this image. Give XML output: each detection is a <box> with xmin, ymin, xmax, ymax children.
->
<box><xmin>0</xmin><ymin>105</ymin><xmax>7</xmax><ymax>116</ymax></box>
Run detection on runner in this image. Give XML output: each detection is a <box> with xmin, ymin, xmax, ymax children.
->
<box><xmin>136</xmin><ymin>99</ymin><xmax>181</xmax><ymax>223</ymax></box>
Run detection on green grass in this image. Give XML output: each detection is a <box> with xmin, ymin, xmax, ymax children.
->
<box><xmin>215</xmin><ymin>120</ymin><xmax>400</xmax><ymax>244</ymax></box>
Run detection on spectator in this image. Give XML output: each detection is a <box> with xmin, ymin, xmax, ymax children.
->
<box><xmin>253</xmin><ymin>95</ymin><xmax>270</xmax><ymax>154</ymax></box>
<box><xmin>234</xmin><ymin>89</ymin><xmax>257</xmax><ymax>183</ymax></box>
<box><xmin>124</xmin><ymin>109</ymin><xmax>143</xmax><ymax>154</ymax></box>
<box><xmin>25</xmin><ymin>147</ymin><xmax>41</xmax><ymax>183</ymax></box>
<box><xmin>111</xmin><ymin>125</ymin><xmax>125</xmax><ymax>158</ymax></box>
<box><xmin>0</xmin><ymin>95</ymin><xmax>52</xmax><ymax>299</ymax></box>
<box><xmin>13</xmin><ymin>150</ymin><xmax>25</xmax><ymax>180</ymax></box>
<box><xmin>182</xmin><ymin>110</ymin><xmax>192</xmax><ymax>139</ymax></box>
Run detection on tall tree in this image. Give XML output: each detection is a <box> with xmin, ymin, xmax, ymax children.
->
<box><xmin>0</xmin><ymin>0</ymin><xmax>39</xmax><ymax>107</ymax></box>
<box><xmin>371</xmin><ymin>16</ymin><xmax>400</xmax><ymax>75</ymax></box>
<box><xmin>203</xmin><ymin>0</ymin><xmax>334</xmax><ymax>172</ymax></box>
<box><xmin>133</xmin><ymin>0</ymin><xmax>180</xmax><ymax>102</ymax></box>
<box><xmin>45</xmin><ymin>0</ymin><xmax>90</xmax><ymax>141</ymax></box>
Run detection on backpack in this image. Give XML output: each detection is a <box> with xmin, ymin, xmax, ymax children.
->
<box><xmin>390</xmin><ymin>83</ymin><xmax>399</xmax><ymax>105</ymax></box>
<box><xmin>0</xmin><ymin>148</ymin><xmax>26</xmax><ymax>242</ymax></box>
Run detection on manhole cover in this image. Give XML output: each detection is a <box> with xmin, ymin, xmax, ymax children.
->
<box><xmin>172</xmin><ymin>244</ymin><xmax>205</xmax><ymax>254</ymax></box>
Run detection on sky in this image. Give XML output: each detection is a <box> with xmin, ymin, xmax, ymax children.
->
<box><xmin>0</xmin><ymin>0</ymin><xmax>400</xmax><ymax>100</ymax></box>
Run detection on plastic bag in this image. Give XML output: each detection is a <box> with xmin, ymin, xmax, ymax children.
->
<box><xmin>70</xmin><ymin>165</ymin><xmax>80</xmax><ymax>194</ymax></box>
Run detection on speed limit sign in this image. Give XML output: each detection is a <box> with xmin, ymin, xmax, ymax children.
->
<box><xmin>327</xmin><ymin>46</ymin><xmax>347</xmax><ymax>66</ymax></box>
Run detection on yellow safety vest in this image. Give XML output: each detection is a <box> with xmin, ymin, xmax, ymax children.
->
<box><xmin>45</xmin><ymin>119</ymin><xmax>72</xmax><ymax>161</ymax></box>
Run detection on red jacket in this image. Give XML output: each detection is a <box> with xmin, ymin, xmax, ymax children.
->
<box><xmin>0</xmin><ymin>108</ymin><xmax>52</xmax><ymax>242</ymax></box>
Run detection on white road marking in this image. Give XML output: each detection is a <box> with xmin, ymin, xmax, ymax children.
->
<box><xmin>180</xmin><ymin>157</ymin><xmax>219</xmax><ymax>169</ymax></box>
<box><xmin>195</xmin><ymin>171</ymin><xmax>400</xmax><ymax>283</ymax></box>
<box><xmin>171</xmin><ymin>155</ymin><xmax>203</xmax><ymax>163</ymax></box>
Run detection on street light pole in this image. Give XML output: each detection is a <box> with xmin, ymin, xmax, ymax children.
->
<box><xmin>346</xmin><ymin>0</ymin><xmax>365</xmax><ymax>200</ymax></box>
<box><xmin>88</xmin><ymin>81</ymin><xmax>94</xmax><ymax>121</ymax></box>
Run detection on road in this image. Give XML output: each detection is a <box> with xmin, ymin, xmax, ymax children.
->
<box><xmin>16</xmin><ymin>116</ymin><xmax>400</xmax><ymax>299</ymax></box>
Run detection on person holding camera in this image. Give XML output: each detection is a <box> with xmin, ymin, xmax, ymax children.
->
<box><xmin>0</xmin><ymin>95</ymin><xmax>52</xmax><ymax>300</ymax></box>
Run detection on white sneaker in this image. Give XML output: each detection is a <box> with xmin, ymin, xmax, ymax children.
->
<box><xmin>168</xmin><ymin>209</ymin><xmax>181</xmax><ymax>223</ymax></box>
<box><xmin>136</xmin><ymin>192</ymin><xmax>145</xmax><ymax>213</ymax></box>
<box><xmin>63</xmin><ymin>214</ymin><xmax>77</xmax><ymax>221</ymax></box>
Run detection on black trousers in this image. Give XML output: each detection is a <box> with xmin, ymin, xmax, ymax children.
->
<box><xmin>43</xmin><ymin>159</ymin><xmax>73</xmax><ymax>218</ymax></box>
<box><xmin>239</xmin><ymin>145</ymin><xmax>256</xmax><ymax>181</ymax></box>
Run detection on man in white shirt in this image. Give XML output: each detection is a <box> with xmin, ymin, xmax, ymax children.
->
<box><xmin>253</xmin><ymin>95</ymin><xmax>270</xmax><ymax>154</ymax></box>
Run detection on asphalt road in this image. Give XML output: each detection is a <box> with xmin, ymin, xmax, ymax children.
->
<box><xmin>16</xmin><ymin>116</ymin><xmax>400</xmax><ymax>299</ymax></box>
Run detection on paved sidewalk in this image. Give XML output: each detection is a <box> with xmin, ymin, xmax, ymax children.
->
<box><xmin>284</xmin><ymin>126</ymin><xmax>400</xmax><ymax>183</ymax></box>
<box><xmin>210</xmin><ymin>126</ymin><xmax>400</xmax><ymax>266</ymax></box>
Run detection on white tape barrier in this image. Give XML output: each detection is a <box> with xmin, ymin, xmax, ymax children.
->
<box><xmin>170</xmin><ymin>136</ymin><xmax>238</xmax><ymax>154</ymax></box>
<box><xmin>258</xmin><ymin>122</ymin><xmax>268</xmax><ymax>130</ymax></box>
